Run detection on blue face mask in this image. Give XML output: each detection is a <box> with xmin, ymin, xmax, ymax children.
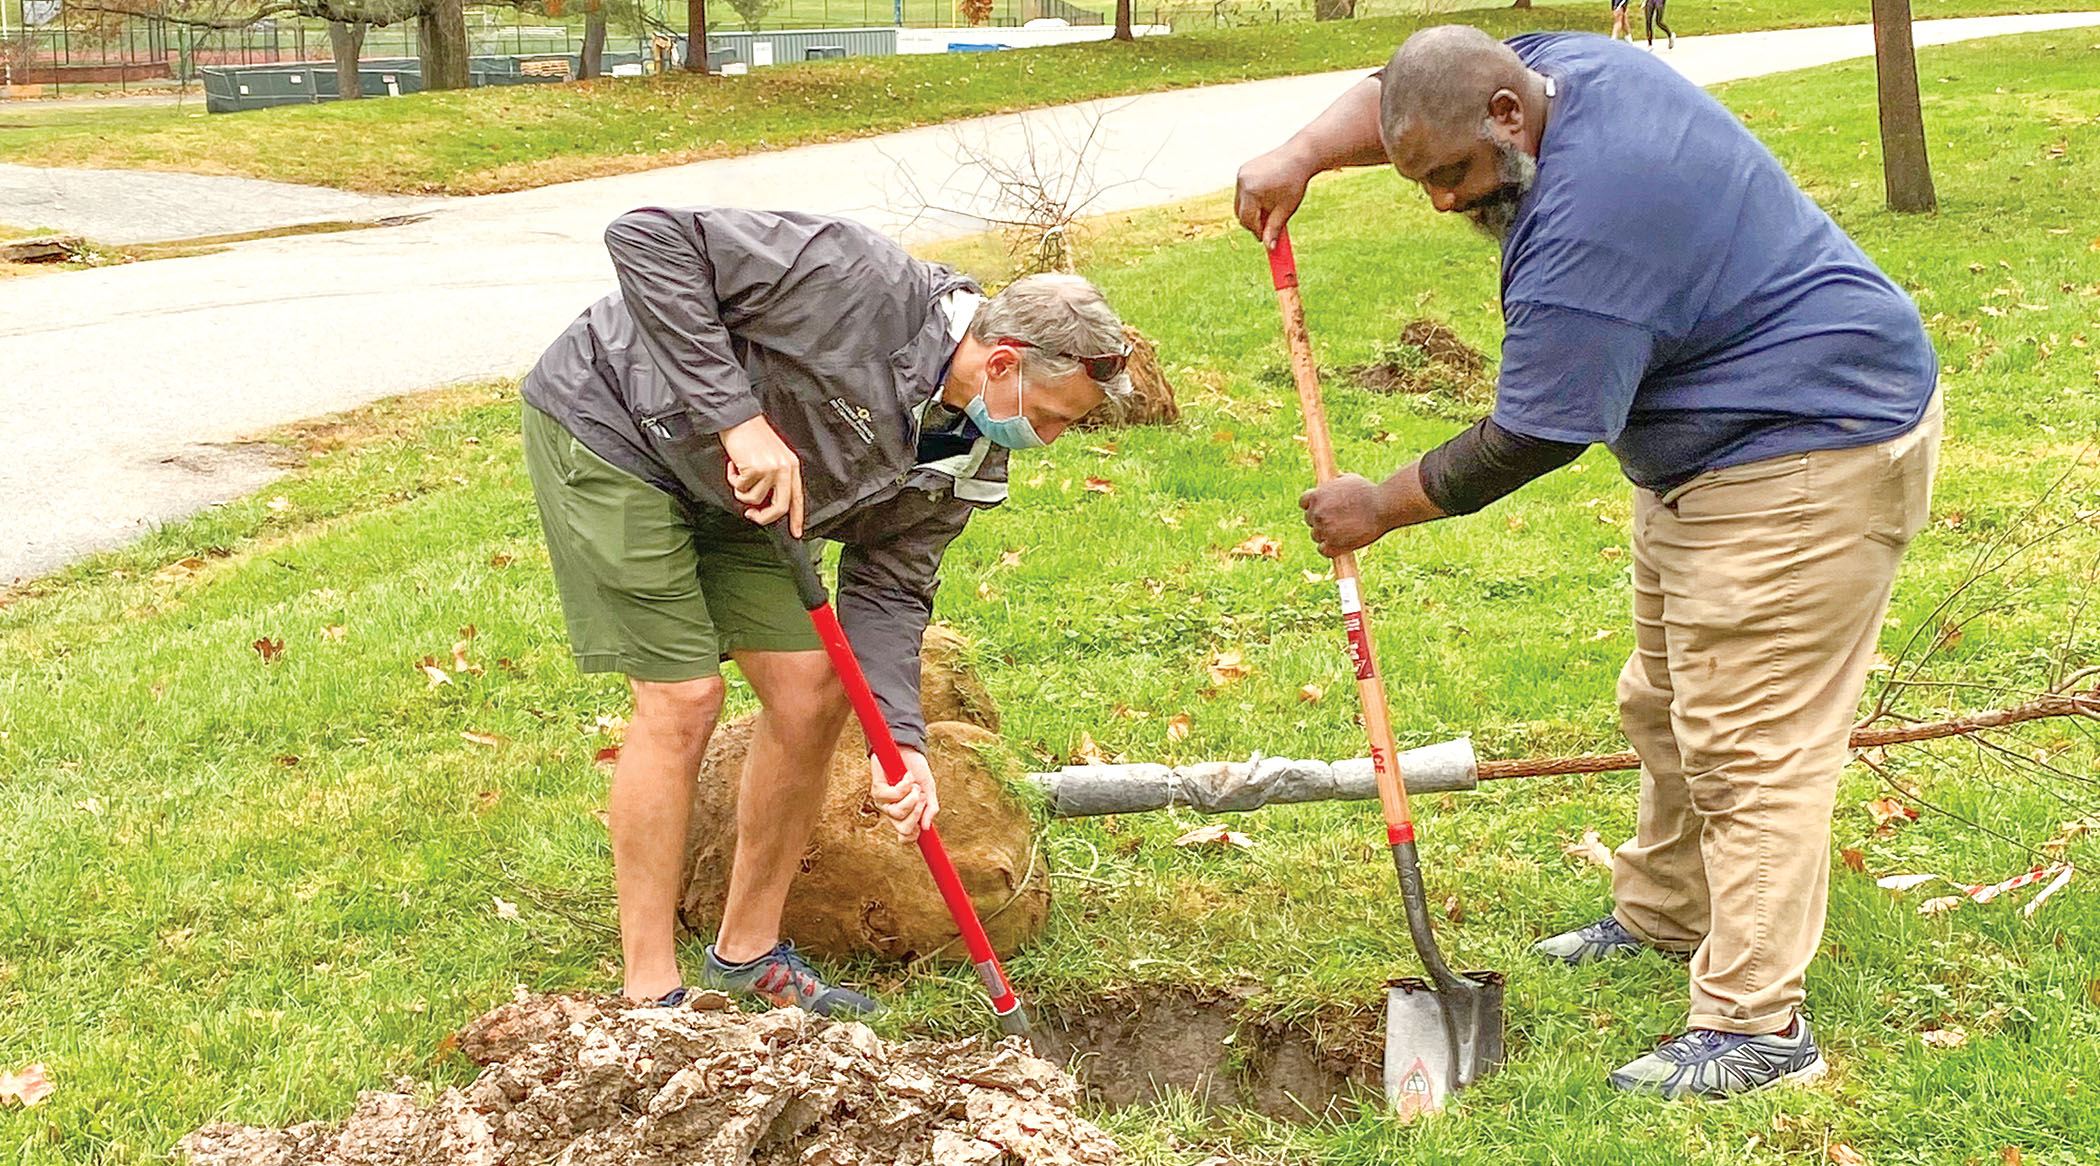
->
<box><xmin>963</xmin><ymin>364</ymin><xmax>1045</xmax><ymax>450</ymax></box>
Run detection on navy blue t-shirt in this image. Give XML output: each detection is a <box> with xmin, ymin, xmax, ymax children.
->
<box><xmin>1494</xmin><ymin>33</ymin><xmax>1938</xmax><ymax>492</ymax></box>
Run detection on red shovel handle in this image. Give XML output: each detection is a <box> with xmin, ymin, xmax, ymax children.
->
<box><xmin>766</xmin><ymin>524</ymin><xmax>1031</xmax><ymax>1038</ymax></box>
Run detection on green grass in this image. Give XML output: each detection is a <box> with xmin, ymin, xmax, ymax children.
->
<box><xmin>1</xmin><ymin>0</ymin><xmax>2094</xmax><ymax>194</ymax></box>
<box><xmin>5</xmin><ymin>30</ymin><xmax>2100</xmax><ymax>1165</ymax></box>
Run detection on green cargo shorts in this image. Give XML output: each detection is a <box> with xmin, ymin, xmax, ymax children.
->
<box><xmin>521</xmin><ymin>405</ymin><xmax>819</xmax><ymax>683</ymax></box>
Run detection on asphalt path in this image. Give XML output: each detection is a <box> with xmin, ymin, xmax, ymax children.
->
<box><xmin>5</xmin><ymin>11</ymin><xmax>2097</xmax><ymax>585</ymax></box>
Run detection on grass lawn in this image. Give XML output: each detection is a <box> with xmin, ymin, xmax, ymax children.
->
<box><xmin>0</xmin><ymin>0</ymin><xmax>2094</xmax><ymax>195</ymax></box>
<box><xmin>5</xmin><ymin>29</ymin><xmax>2100</xmax><ymax>1166</ymax></box>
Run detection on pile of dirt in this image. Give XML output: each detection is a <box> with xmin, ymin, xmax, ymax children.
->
<box><xmin>1077</xmin><ymin>326</ymin><xmax>1179</xmax><ymax>429</ymax></box>
<box><xmin>178</xmin><ymin>990</ymin><xmax>1120</xmax><ymax>1166</ymax></box>
<box><xmin>680</xmin><ymin>626</ymin><xmax>1049</xmax><ymax>961</ymax></box>
<box><xmin>1347</xmin><ymin>318</ymin><xmax>1494</xmax><ymax>410</ymax></box>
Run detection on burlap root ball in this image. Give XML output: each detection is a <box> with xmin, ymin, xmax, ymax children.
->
<box><xmin>678</xmin><ymin>632</ymin><xmax>1045</xmax><ymax>963</ymax></box>
<box><xmin>1077</xmin><ymin>325</ymin><xmax>1179</xmax><ymax>429</ymax></box>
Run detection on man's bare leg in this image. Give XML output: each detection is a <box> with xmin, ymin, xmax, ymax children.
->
<box><xmin>712</xmin><ymin>649</ymin><xmax>851</xmax><ymax>963</ymax></box>
<box><xmin>611</xmin><ymin>675</ymin><xmax>725</xmax><ymax>1003</ymax></box>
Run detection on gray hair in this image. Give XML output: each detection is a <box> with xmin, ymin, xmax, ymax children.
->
<box><xmin>972</xmin><ymin>273</ymin><xmax>1134</xmax><ymax>416</ymax></box>
<box><xmin>1379</xmin><ymin>24</ymin><xmax>1535</xmax><ymax>147</ymax></box>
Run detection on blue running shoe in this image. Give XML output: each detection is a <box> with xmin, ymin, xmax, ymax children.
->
<box><xmin>1532</xmin><ymin>916</ymin><xmax>1651</xmax><ymax>966</ymax></box>
<box><xmin>699</xmin><ymin>941</ymin><xmax>881</xmax><ymax>1018</ymax></box>
<box><xmin>1608</xmin><ymin>1016</ymin><xmax>1827</xmax><ymax>1099</ymax></box>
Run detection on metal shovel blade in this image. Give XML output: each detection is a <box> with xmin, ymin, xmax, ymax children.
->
<box><xmin>1382</xmin><ymin>971</ymin><xmax>1506</xmax><ymax>1118</ymax></box>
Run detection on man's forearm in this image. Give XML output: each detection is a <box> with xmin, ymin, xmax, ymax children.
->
<box><xmin>1374</xmin><ymin>460</ymin><xmax>1450</xmax><ymax>533</ymax></box>
<box><xmin>1285</xmin><ymin>77</ymin><xmax>1391</xmax><ymax>174</ymax></box>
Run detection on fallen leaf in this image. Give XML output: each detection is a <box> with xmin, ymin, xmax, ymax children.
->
<box><xmin>417</xmin><ymin>656</ymin><xmax>452</xmax><ymax>688</ymax></box>
<box><xmin>476</xmin><ymin>789</ymin><xmax>501</xmax><ymax>812</ymax></box>
<box><xmin>1229</xmin><ymin>534</ymin><xmax>1283</xmax><ymax>560</ymax></box>
<box><xmin>451</xmin><ymin>640</ymin><xmax>486</xmax><ymax>677</ymax></box>
<box><xmin>1505</xmin><ymin>515</ymin><xmax>1527</xmax><ymax>531</ymax></box>
<box><xmin>319</xmin><ymin>625</ymin><xmax>346</xmax><ymax>642</ymax></box>
<box><xmin>593</xmin><ymin>745</ymin><xmax>621</xmax><ymax>772</ymax></box>
<box><xmin>275</xmin><ymin>755</ymin><xmax>299</xmax><ymax>767</ymax></box>
<box><xmin>1876</xmin><ymin>873</ymin><xmax>1939</xmax><ymax>891</ymax></box>
<box><xmin>1444</xmin><ymin>895</ymin><xmax>1465</xmax><ymax>923</ymax></box>
<box><xmin>1082</xmin><ymin>443</ymin><xmax>1117</xmax><ymax>456</ymax></box>
<box><xmin>1920</xmin><ymin>1027</ymin><xmax>1968</xmax><ymax>1049</ymax></box>
<box><xmin>976</xmin><ymin>581</ymin><xmax>995</xmax><ymax>601</ymax></box>
<box><xmin>1864</xmin><ymin>798</ymin><xmax>1919</xmax><ymax>830</ymax></box>
<box><xmin>0</xmin><ymin>1062</ymin><xmax>53</xmax><ymax>1108</ymax></box>
<box><xmin>2001</xmin><ymin>1147</ymin><xmax>2023</xmax><ymax>1166</ymax></box>
<box><xmin>488</xmin><ymin>553</ymin><xmax>515</xmax><ymax>569</ymax></box>
<box><xmin>1828</xmin><ymin>1146</ymin><xmax>1867</xmax><ymax>1166</ymax></box>
<box><xmin>1585</xmin><ymin>628</ymin><xmax>1616</xmax><ymax>642</ymax></box>
<box><xmin>1071</xmin><ymin>732</ymin><xmax>1108</xmax><ymax>766</ymax></box>
<box><xmin>1143</xmin><ymin>578</ymin><xmax>1165</xmax><ymax>597</ymax></box>
<box><xmin>493</xmin><ymin>897</ymin><xmax>520</xmax><ymax>921</ymax></box>
<box><xmin>593</xmin><ymin>713</ymin><xmax>628</xmax><ymax>737</ymax></box>
<box><xmin>1599</xmin><ymin>546</ymin><xmax>1625</xmax><ymax>561</ymax></box>
<box><xmin>1919</xmin><ymin>895</ymin><xmax>1964</xmax><ymax>915</ymax></box>
<box><xmin>1300</xmin><ymin>568</ymin><xmax>1332</xmax><ymax>584</ymax></box>
<box><xmin>1110</xmin><ymin>704</ymin><xmax>1148</xmax><ymax>721</ymax></box>
<box><xmin>997</xmin><ymin>549</ymin><xmax>1024</xmax><ymax>569</ymax></box>
<box><xmin>1563</xmin><ymin>830</ymin><xmax>1614</xmax><ymax>870</ymax></box>
<box><xmin>265</xmin><ymin>496</ymin><xmax>290</xmax><ymax>512</ymax></box>
<box><xmin>2043</xmin><ymin>819</ymin><xmax>2094</xmax><ymax>854</ymax></box>
<box><xmin>461</xmin><ymin>730</ymin><xmax>503</xmax><ymax>748</ymax></box>
<box><xmin>1083</xmin><ymin>476</ymin><xmax>1115</xmax><ymax>494</ymax></box>
<box><xmin>1298</xmin><ymin>683</ymin><xmax>1325</xmax><ymax>704</ymax></box>
<box><xmin>1174</xmin><ymin>824</ymin><xmax>1255</xmax><ymax>850</ymax></box>
<box><xmin>1166</xmin><ymin>714</ymin><xmax>1192</xmax><ymax>742</ymax></box>
<box><xmin>1841</xmin><ymin>848</ymin><xmax>1867</xmax><ymax>874</ymax></box>
<box><xmin>1206</xmin><ymin>648</ymin><xmax>1250</xmax><ymax>687</ymax></box>
<box><xmin>152</xmin><ymin>557</ymin><xmax>207</xmax><ymax>584</ymax></box>
<box><xmin>252</xmin><ymin>637</ymin><xmax>286</xmax><ymax>664</ymax></box>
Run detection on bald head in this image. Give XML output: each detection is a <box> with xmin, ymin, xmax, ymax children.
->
<box><xmin>1379</xmin><ymin>25</ymin><xmax>1540</xmax><ymax>151</ymax></box>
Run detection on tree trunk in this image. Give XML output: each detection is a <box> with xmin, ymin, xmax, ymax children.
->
<box><xmin>686</xmin><ymin>0</ymin><xmax>709</xmax><ymax>72</ymax></box>
<box><xmin>580</xmin><ymin>2</ymin><xmax>607</xmax><ymax>78</ymax></box>
<box><xmin>1311</xmin><ymin>0</ymin><xmax>1353</xmax><ymax>20</ymax></box>
<box><xmin>1870</xmin><ymin>0</ymin><xmax>1937</xmax><ymax>213</ymax></box>
<box><xmin>417</xmin><ymin>0</ymin><xmax>470</xmax><ymax>91</ymax></box>
<box><xmin>1114</xmin><ymin>0</ymin><xmax>1132</xmax><ymax>40</ymax></box>
<box><xmin>327</xmin><ymin>20</ymin><xmax>366</xmax><ymax>99</ymax></box>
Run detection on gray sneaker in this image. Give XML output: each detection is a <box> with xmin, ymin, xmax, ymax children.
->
<box><xmin>700</xmin><ymin>941</ymin><xmax>882</xmax><ymax>1018</ymax></box>
<box><xmin>1608</xmin><ymin>1017</ymin><xmax>1827</xmax><ymax>1099</ymax></box>
<box><xmin>1532</xmin><ymin>916</ymin><xmax>1650</xmax><ymax>965</ymax></box>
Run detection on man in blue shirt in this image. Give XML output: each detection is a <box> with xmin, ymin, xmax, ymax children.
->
<box><xmin>1236</xmin><ymin>25</ymin><xmax>1940</xmax><ymax>1099</ymax></box>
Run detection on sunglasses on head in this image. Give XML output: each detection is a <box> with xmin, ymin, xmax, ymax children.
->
<box><xmin>996</xmin><ymin>337</ymin><xmax>1128</xmax><ymax>383</ymax></box>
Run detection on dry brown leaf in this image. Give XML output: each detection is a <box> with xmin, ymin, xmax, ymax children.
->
<box><xmin>252</xmin><ymin>637</ymin><xmax>286</xmax><ymax>664</ymax></box>
<box><xmin>1298</xmin><ymin>683</ymin><xmax>1325</xmax><ymax>704</ymax></box>
<box><xmin>1920</xmin><ymin>1027</ymin><xmax>1967</xmax><ymax>1049</ymax></box>
<box><xmin>1865</xmin><ymin>798</ymin><xmax>1919</xmax><ymax>831</ymax></box>
<box><xmin>1110</xmin><ymin>704</ymin><xmax>1147</xmax><ymax>721</ymax></box>
<box><xmin>476</xmin><ymin>789</ymin><xmax>502</xmax><ymax>812</ymax></box>
<box><xmin>593</xmin><ymin>712</ymin><xmax>628</xmax><ymax>737</ymax></box>
<box><xmin>1083</xmin><ymin>477</ymin><xmax>1115</xmax><ymax>495</ymax></box>
<box><xmin>461</xmin><ymin>730</ymin><xmax>503</xmax><ymax>748</ymax></box>
<box><xmin>488</xmin><ymin>552</ymin><xmax>516</xmax><ymax>569</ymax></box>
<box><xmin>1174</xmin><ymin>824</ymin><xmax>1255</xmax><ymax>850</ymax></box>
<box><xmin>1505</xmin><ymin>515</ymin><xmax>1527</xmax><ymax>531</ymax></box>
<box><xmin>1071</xmin><ymin>732</ymin><xmax>1108</xmax><ymax>766</ymax></box>
<box><xmin>2044</xmin><ymin>819</ymin><xmax>2094</xmax><ymax>854</ymax></box>
<box><xmin>593</xmin><ymin>745</ymin><xmax>621</xmax><ymax>773</ymax></box>
<box><xmin>1166</xmin><ymin>714</ymin><xmax>1192</xmax><ymax>742</ymax></box>
<box><xmin>1828</xmin><ymin>1146</ymin><xmax>1867</xmax><ymax>1166</ymax></box>
<box><xmin>493</xmin><ymin>897</ymin><xmax>520</xmax><ymax>921</ymax></box>
<box><xmin>0</xmin><ymin>1062</ymin><xmax>54</xmax><ymax>1109</ymax></box>
<box><xmin>1841</xmin><ymin>848</ymin><xmax>1867</xmax><ymax>874</ymax></box>
<box><xmin>320</xmin><ymin>625</ymin><xmax>346</xmax><ymax>642</ymax></box>
<box><xmin>1206</xmin><ymin>648</ymin><xmax>1250</xmax><ymax>687</ymax></box>
<box><xmin>2001</xmin><ymin>1147</ymin><xmax>2024</xmax><ymax>1166</ymax></box>
<box><xmin>1919</xmin><ymin>895</ymin><xmax>1964</xmax><ymax>915</ymax></box>
<box><xmin>1562</xmin><ymin>829</ymin><xmax>1614</xmax><ymax>870</ymax></box>
<box><xmin>997</xmin><ymin>549</ymin><xmax>1024</xmax><ymax>569</ymax></box>
<box><xmin>975</xmin><ymin>581</ymin><xmax>995</xmax><ymax>601</ymax></box>
<box><xmin>417</xmin><ymin>656</ymin><xmax>452</xmax><ymax>688</ymax></box>
<box><xmin>451</xmin><ymin>640</ymin><xmax>486</xmax><ymax>677</ymax></box>
<box><xmin>152</xmin><ymin>557</ymin><xmax>207</xmax><ymax>584</ymax></box>
<box><xmin>1228</xmin><ymin>534</ymin><xmax>1283</xmax><ymax>560</ymax></box>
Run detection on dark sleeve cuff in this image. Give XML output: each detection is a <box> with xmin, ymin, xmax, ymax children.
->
<box><xmin>1418</xmin><ymin>417</ymin><xmax>1587</xmax><ymax>515</ymax></box>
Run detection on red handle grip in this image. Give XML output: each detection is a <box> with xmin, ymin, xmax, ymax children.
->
<box><xmin>1266</xmin><ymin>227</ymin><xmax>1299</xmax><ymax>290</ymax></box>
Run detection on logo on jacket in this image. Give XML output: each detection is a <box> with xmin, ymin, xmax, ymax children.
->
<box><xmin>828</xmin><ymin>398</ymin><xmax>876</xmax><ymax>446</ymax></box>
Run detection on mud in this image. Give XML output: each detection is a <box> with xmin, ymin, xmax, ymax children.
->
<box><xmin>1346</xmin><ymin>318</ymin><xmax>1494</xmax><ymax>411</ymax></box>
<box><xmin>1077</xmin><ymin>326</ymin><xmax>1179</xmax><ymax>429</ymax></box>
<box><xmin>179</xmin><ymin>991</ymin><xmax>1120</xmax><ymax>1166</ymax></box>
<box><xmin>1032</xmin><ymin>990</ymin><xmax>1380</xmax><ymax>1122</ymax></box>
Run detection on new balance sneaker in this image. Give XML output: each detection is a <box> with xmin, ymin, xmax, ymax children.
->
<box><xmin>1532</xmin><ymin>916</ymin><xmax>1652</xmax><ymax>966</ymax></box>
<box><xmin>1608</xmin><ymin>1017</ymin><xmax>1827</xmax><ymax>1099</ymax></box>
<box><xmin>699</xmin><ymin>941</ymin><xmax>881</xmax><ymax>1018</ymax></box>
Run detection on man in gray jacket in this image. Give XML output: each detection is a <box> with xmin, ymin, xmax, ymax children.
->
<box><xmin>522</xmin><ymin>206</ymin><xmax>1132</xmax><ymax>1013</ymax></box>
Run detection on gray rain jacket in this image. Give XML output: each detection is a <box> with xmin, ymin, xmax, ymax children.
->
<box><xmin>521</xmin><ymin>206</ymin><xmax>1005</xmax><ymax>749</ymax></box>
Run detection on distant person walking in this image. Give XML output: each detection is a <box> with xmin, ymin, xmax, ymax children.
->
<box><xmin>1646</xmin><ymin>0</ymin><xmax>1676</xmax><ymax>50</ymax></box>
<box><xmin>1611</xmin><ymin>0</ymin><xmax>1632</xmax><ymax>41</ymax></box>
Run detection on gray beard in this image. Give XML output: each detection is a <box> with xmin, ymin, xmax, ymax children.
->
<box><xmin>1464</xmin><ymin>140</ymin><xmax>1539</xmax><ymax>242</ymax></box>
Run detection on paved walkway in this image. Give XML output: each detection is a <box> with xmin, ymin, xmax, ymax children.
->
<box><xmin>0</xmin><ymin>162</ymin><xmax>434</xmax><ymax>245</ymax></box>
<box><xmin>4</xmin><ymin>11</ymin><xmax>2097</xmax><ymax>585</ymax></box>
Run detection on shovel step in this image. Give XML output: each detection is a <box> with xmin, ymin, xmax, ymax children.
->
<box><xmin>1382</xmin><ymin>970</ymin><xmax>1506</xmax><ymax>1118</ymax></box>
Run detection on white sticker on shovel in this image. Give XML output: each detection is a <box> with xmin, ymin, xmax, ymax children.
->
<box><xmin>1337</xmin><ymin>577</ymin><xmax>1362</xmax><ymax>614</ymax></box>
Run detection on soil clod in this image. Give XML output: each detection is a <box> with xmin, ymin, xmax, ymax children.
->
<box><xmin>1346</xmin><ymin>318</ymin><xmax>1494</xmax><ymax>411</ymax></box>
<box><xmin>179</xmin><ymin>991</ymin><xmax>1121</xmax><ymax>1166</ymax></box>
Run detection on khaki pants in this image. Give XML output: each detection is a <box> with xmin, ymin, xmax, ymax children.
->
<box><xmin>1611</xmin><ymin>392</ymin><xmax>1942</xmax><ymax>1034</ymax></box>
